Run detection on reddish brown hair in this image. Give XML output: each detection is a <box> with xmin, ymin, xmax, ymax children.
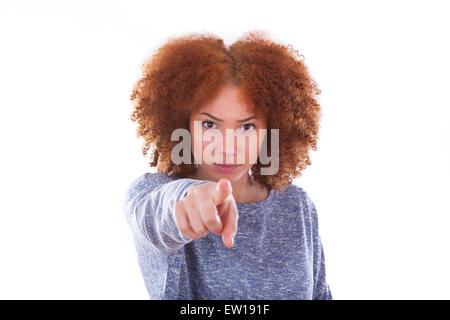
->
<box><xmin>129</xmin><ymin>30</ymin><xmax>322</xmax><ymax>191</ymax></box>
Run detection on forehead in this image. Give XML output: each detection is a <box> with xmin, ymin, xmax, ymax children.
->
<box><xmin>194</xmin><ymin>85</ymin><xmax>255</xmax><ymax>118</ymax></box>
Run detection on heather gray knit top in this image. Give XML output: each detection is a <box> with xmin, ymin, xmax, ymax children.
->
<box><xmin>123</xmin><ymin>171</ymin><xmax>332</xmax><ymax>300</ymax></box>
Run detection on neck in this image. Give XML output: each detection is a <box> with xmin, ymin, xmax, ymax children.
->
<box><xmin>190</xmin><ymin>167</ymin><xmax>253</xmax><ymax>203</ymax></box>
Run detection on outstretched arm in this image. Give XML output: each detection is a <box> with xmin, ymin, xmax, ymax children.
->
<box><xmin>123</xmin><ymin>172</ymin><xmax>209</xmax><ymax>255</ymax></box>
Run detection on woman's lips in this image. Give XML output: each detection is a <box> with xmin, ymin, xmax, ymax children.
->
<box><xmin>213</xmin><ymin>163</ymin><xmax>240</xmax><ymax>173</ymax></box>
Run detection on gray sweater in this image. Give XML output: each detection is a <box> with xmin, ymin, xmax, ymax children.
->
<box><xmin>123</xmin><ymin>171</ymin><xmax>332</xmax><ymax>299</ymax></box>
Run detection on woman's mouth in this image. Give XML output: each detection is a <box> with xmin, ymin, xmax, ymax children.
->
<box><xmin>213</xmin><ymin>163</ymin><xmax>240</xmax><ymax>173</ymax></box>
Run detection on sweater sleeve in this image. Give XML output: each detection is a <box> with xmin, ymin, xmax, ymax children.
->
<box><xmin>123</xmin><ymin>172</ymin><xmax>210</xmax><ymax>256</ymax></box>
<box><xmin>312</xmin><ymin>237</ymin><xmax>333</xmax><ymax>300</ymax></box>
<box><xmin>307</xmin><ymin>194</ymin><xmax>333</xmax><ymax>300</ymax></box>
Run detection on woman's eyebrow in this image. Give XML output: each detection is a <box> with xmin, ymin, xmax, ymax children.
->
<box><xmin>200</xmin><ymin>112</ymin><xmax>256</xmax><ymax>123</ymax></box>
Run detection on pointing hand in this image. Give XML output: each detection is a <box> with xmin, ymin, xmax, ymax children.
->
<box><xmin>174</xmin><ymin>178</ymin><xmax>239</xmax><ymax>248</ymax></box>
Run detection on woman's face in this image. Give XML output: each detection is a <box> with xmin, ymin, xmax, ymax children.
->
<box><xmin>189</xmin><ymin>84</ymin><xmax>267</xmax><ymax>183</ymax></box>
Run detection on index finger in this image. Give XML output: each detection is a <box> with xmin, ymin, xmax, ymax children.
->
<box><xmin>212</xmin><ymin>178</ymin><xmax>232</xmax><ymax>206</ymax></box>
<box><xmin>221</xmin><ymin>200</ymin><xmax>239</xmax><ymax>248</ymax></box>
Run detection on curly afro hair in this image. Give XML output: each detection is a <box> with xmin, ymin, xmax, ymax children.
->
<box><xmin>129</xmin><ymin>30</ymin><xmax>322</xmax><ymax>192</ymax></box>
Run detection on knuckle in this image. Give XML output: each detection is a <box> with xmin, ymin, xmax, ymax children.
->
<box><xmin>194</xmin><ymin>227</ymin><xmax>206</xmax><ymax>234</ymax></box>
<box><xmin>175</xmin><ymin>201</ymin><xmax>183</xmax><ymax>213</ymax></box>
<box><xmin>179</xmin><ymin>226</ymin><xmax>189</xmax><ymax>234</ymax></box>
<box><xmin>197</xmin><ymin>193</ymin><xmax>208</xmax><ymax>203</ymax></box>
<box><xmin>204</xmin><ymin>215</ymin><xmax>217</xmax><ymax>226</ymax></box>
<box><xmin>184</xmin><ymin>199</ymin><xmax>196</xmax><ymax>211</ymax></box>
<box><xmin>176</xmin><ymin>200</ymin><xmax>187</xmax><ymax>213</ymax></box>
<box><xmin>189</xmin><ymin>185</ymin><xmax>202</xmax><ymax>195</ymax></box>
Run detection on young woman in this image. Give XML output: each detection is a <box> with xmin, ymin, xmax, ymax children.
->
<box><xmin>123</xmin><ymin>31</ymin><xmax>332</xmax><ymax>300</ymax></box>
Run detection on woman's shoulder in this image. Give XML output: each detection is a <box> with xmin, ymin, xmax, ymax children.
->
<box><xmin>275</xmin><ymin>183</ymin><xmax>310</xmax><ymax>204</ymax></box>
<box><xmin>143</xmin><ymin>171</ymin><xmax>175</xmax><ymax>184</ymax></box>
<box><xmin>128</xmin><ymin>171</ymin><xmax>167</xmax><ymax>186</ymax></box>
<box><xmin>274</xmin><ymin>183</ymin><xmax>318</xmax><ymax>220</ymax></box>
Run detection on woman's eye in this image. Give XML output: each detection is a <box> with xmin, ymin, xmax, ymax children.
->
<box><xmin>241</xmin><ymin>123</ymin><xmax>256</xmax><ymax>131</ymax></box>
<box><xmin>202</xmin><ymin>120</ymin><xmax>216</xmax><ymax>129</ymax></box>
<box><xmin>201</xmin><ymin>121</ymin><xmax>255</xmax><ymax>131</ymax></box>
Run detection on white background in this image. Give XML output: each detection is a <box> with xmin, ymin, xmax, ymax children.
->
<box><xmin>0</xmin><ymin>0</ymin><xmax>449</xmax><ymax>299</ymax></box>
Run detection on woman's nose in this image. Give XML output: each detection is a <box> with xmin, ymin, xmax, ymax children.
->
<box><xmin>217</xmin><ymin>130</ymin><xmax>237</xmax><ymax>163</ymax></box>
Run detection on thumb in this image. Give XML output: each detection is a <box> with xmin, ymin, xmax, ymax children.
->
<box><xmin>212</xmin><ymin>178</ymin><xmax>232</xmax><ymax>206</ymax></box>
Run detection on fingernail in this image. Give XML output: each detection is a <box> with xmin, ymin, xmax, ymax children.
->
<box><xmin>231</xmin><ymin>236</ymin><xmax>234</xmax><ymax>247</ymax></box>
